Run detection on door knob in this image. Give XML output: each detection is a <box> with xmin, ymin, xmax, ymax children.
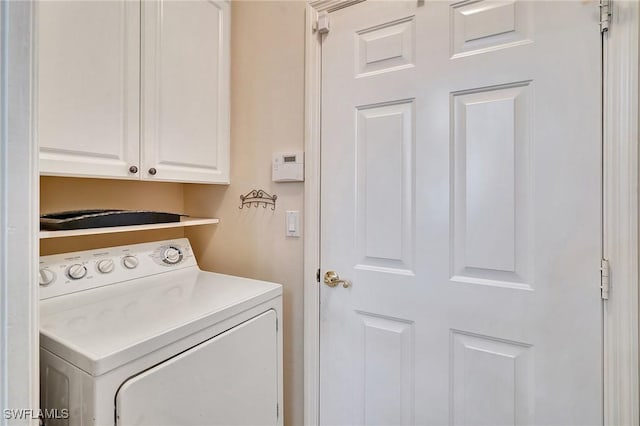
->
<box><xmin>324</xmin><ymin>270</ymin><xmax>351</xmax><ymax>288</ymax></box>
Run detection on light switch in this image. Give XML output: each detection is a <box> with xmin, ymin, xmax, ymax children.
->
<box><xmin>286</xmin><ymin>211</ymin><xmax>300</xmax><ymax>237</ymax></box>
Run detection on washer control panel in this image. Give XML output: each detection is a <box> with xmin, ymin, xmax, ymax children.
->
<box><xmin>152</xmin><ymin>245</ymin><xmax>185</xmax><ymax>266</ymax></box>
<box><xmin>39</xmin><ymin>239</ymin><xmax>197</xmax><ymax>300</ymax></box>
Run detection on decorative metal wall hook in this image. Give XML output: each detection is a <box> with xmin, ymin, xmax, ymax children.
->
<box><xmin>239</xmin><ymin>189</ymin><xmax>277</xmax><ymax>211</ymax></box>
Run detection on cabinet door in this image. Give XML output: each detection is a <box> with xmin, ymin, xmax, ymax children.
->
<box><xmin>37</xmin><ymin>1</ymin><xmax>140</xmax><ymax>179</ymax></box>
<box><xmin>141</xmin><ymin>0</ymin><xmax>230</xmax><ymax>184</ymax></box>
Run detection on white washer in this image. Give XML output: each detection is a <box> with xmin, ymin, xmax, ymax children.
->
<box><xmin>39</xmin><ymin>238</ymin><xmax>283</xmax><ymax>426</ymax></box>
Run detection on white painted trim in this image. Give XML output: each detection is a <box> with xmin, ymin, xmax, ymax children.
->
<box><xmin>303</xmin><ymin>4</ymin><xmax>321</xmax><ymax>426</ymax></box>
<box><xmin>603</xmin><ymin>1</ymin><xmax>639</xmax><ymax>424</ymax></box>
<box><xmin>0</xmin><ymin>0</ymin><xmax>39</xmax><ymax>424</ymax></box>
<box><xmin>305</xmin><ymin>3</ymin><xmax>362</xmax><ymax>423</ymax></box>
<box><xmin>309</xmin><ymin>0</ymin><xmax>363</xmax><ymax>14</ymax></box>
<box><xmin>304</xmin><ymin>3</ymin><xmax>368</xmax><ymax>425</ymax></box>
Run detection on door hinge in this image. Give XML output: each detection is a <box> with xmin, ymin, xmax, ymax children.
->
<box><xmin>313</xmin><ymin>11</ymin><xmax>330</xmax><ymax>34</ymax></box>
<box><xmin>276</xmin><ymin>317</ymin><xmax>279</xmax><ymax>332</ymax></box>
<box><xmin>277</xmin><ymin>403</ymin><xmax>280</xmax><ymax>418</ymax></box>
<box><xmin>600</xmin><ymin>258</ymin><xmax>610</xmax><ymax>300</ymax></box>
<box><xmin>316</xmin><ymin>268</ymin><xmax>321</xmax><ymax>283</ymax></box>
<box><xmin>600</xmin><ymin>0</ymin><xmax>611</xmax><ymax>33</ymax></box>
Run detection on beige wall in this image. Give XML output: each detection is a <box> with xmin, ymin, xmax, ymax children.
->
<box><xmin>185</xmin><ymin>2</ymin><xmax>306</xmax><ymax>425</ymax></box>
<box><xmin>39</xmin><ymin>3</ymin><xmax>306</xmax><ymax>424</ymax></box>
<box><xmin>40</xmin><ymin>176</ymin><xmax>186</xmax><ymax>255</ymax></box>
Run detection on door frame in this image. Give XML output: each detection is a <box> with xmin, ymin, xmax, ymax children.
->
<box><xmin>0</xmin><ymin>0</ymin><xmax>39</xmax><ymax>423</ymax></box>
<box><xmin>302</xmin><ymin>1</ymin><xmax>640</xmax><ymax>425</ymax></box>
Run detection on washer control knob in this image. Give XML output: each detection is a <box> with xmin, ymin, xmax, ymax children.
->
<box><xmin>39</xmin><ymin>268</ymin><xmax>55</xmax><ymax>286</ymax></box>
<box><xmin>67</xmin><ymin>264</ymin><xmax>87</xmax><ymax>280</ymax></box>
<box><xmin>162</xmin><ymin>247</ymin><xmax>183</xmax><ymax>265</ymax></box>
<box><xmin>97</xmin><ymin>259</ymin><xmax>115</xmax><ymax>274</ymax></box>
<box><xmin>122</xmin><ymin>255</ymin><xmax>139</xmax><ymax>270</ymax></box>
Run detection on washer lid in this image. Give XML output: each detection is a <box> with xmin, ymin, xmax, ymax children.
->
<box><xmin>39</xmin><ymin>267</ymin><xmax>282</xmax><ymax>376</ymax></box>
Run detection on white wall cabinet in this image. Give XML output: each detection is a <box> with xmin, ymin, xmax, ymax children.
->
<box><xmin>37</xmin><ymin>1</ymin><xmax>140</xmax><ymax>179</ymax></box>
<box><xmin>37</xmin><ymin>0</ymin><xmax>230</xmax><ymax>184</ymax></box>
<box><xmin>141</xmin><ymin>1</ymin><xmax>230</xmax><ymax>183</ymax></box>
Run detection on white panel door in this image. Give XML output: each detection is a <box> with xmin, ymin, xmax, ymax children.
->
<box><xmin>116</xmin><ymin>310</ymin><xmax>278</xmax><ymax>426</ymax></box>
<box><xmin>141</xmin><ymin>0</ymin><xmax>230</xmax><ymax>183</ymax></box>
<box><xmin>37</xmin><ymin>0</ymin><xmax>140</xmax><ymax>179</ymax></box>
<box><xmin>319</xmin><ymin>1</ymin><xmax>602</xmax><ymax>425</ymax></box>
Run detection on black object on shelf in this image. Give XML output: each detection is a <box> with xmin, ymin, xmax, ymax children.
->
<box><xmin>40</xmin><ymin>209</ymin><xmax>184</xmax><ymax>231</ymax></box>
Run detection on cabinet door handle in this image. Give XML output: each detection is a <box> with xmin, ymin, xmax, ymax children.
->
<box><xmin>129</xmin><ymin>165</ymin><xmax>138</xmax><ymax>174</ymax></box>
<box><xmin>148</xmin><ymin>168</ymin><xmax>157</xmax><ymax>176</ymax></box>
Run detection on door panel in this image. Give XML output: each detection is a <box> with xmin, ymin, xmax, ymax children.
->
<box><xmin>320</xmin><ymin>1</ymin><xmax>602</xmax><ymax>425</ymax></box>
<box><xmin>452</xmin><ymin>82</ymin><xmax>533</xmax><ymax>288</ymax></box>
<box><xmin>355</xmin><ymin>16</ymin><xmax>416</xmax><ymax>77</ymax></box>
<box><xmin>450</xmin><ymin>1</ymin><xmax>533</xmax><ymax>57</ymax></box>
<box><xmin>356</xmin><ymin>100</ymin><xmax>415</xmax><ymax>273</ymax></box>
<box><xmin>355</xmin><ymin>312</ymin><xmax>414</xmax><ymax>426</ymax></box>
<box><xmin>450</xmin><ymin>330</ymin><xmax>533</xmax><ymax>425</ymax></box>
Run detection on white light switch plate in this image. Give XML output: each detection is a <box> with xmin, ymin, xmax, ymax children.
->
<box><xmin>286</xmin><ymin>211</ymin><xmax>300</xmax><ymax>237</ymax></box>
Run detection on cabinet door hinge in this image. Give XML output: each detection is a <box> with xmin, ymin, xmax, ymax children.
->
<box><xmin>276</xmin><ymin>317</ymin><xmax>279</xmax><ymax>332</ymax></box>
<box><xmin>601</xmin><ymin>258</ymin><xmax>610</xmax><ymax>300</ymax></box>
<box><xmin>313</xmin><ymin>11</ymin><xmax>330</xmax><ymax>34</ymax></box>
<box><xmin>316</xmin><ymin>268</ymin><xmax>321</xmax><ymax>283</ymax></box>
<box><xmin>600</xmin><ymin>0</ymin><xmax>611</xmax><ymax>33</ymax></box>
<box><xmin>277</xmin><ymin>403</ymin><xmax>280</xmax><ymax>418</ymax></box>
